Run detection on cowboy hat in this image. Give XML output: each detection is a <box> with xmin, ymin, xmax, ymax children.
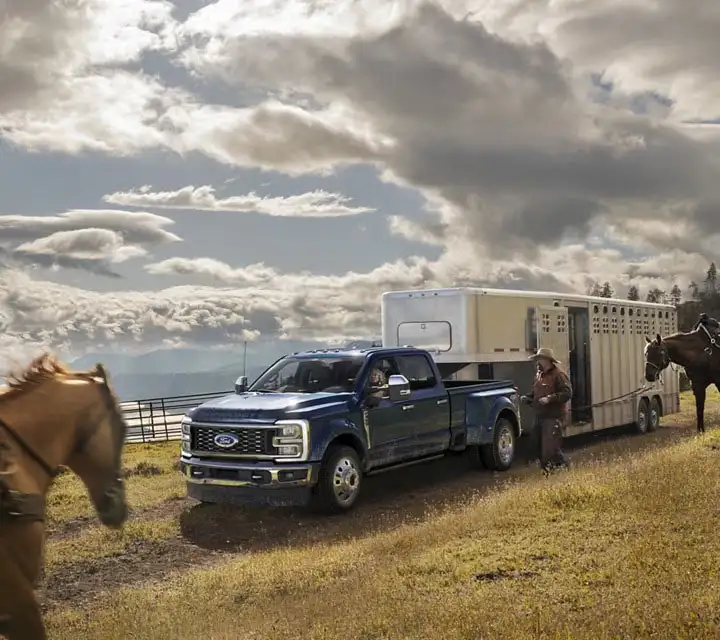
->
<box><xmin>529</xmin><ymin>347</ymin><xmax>560</xmax><ymax>364</ymax></box>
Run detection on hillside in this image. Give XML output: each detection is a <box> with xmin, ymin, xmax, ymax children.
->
<box><xmin>44</xmin><ymin>389</ymin><xmax>720</xmax><ymax>639</ymax></box>
<box><xmin>69</xmin><ymin>339</ymin><xmax>336</xmax><ymax>400</ymax></box>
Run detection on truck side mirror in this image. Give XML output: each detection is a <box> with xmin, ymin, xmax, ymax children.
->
<box><xmin>235</xmin><ymin>375</ymin><xmax>248</xmax><ymax>394</ymax></box>
<box><xmin>387</xmin><ymin>374</ymin><xmax>411</xmax><ymax>402</ymax></box>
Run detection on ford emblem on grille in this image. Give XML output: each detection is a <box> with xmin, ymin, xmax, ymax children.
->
<box><xmin>213</xmin><ymin>433</ymin><xmax>239</xmax><ymax>448</ymax></box>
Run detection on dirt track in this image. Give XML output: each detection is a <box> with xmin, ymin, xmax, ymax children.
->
<box><xmin>38</xmin><ymin>420</ymin><xmax>699</xmax><ymax>611</ymax></box>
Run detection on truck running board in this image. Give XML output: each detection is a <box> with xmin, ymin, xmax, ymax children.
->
<box><xmin>366</xmin><ymin>453</ymin><xmax>446</xmax><ymax>476</ymax></box>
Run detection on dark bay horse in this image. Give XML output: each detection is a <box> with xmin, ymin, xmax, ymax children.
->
<box><xmin>0</xmin><ymin>354</ymin><xmax>128</xmax><ymax>640</ymax></box>
<box><xmin>644</xmin><ymin>318</ymin><xmax>720</xmax><ymax>433</ymax></box>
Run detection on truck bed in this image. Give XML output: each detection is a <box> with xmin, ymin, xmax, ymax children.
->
<box><xmin>444</xmin><ymin>379</ymin><xmax>517</xmax><ymax>437</ymax></box>
<box><xmin>443</xmin><ymin>379</ymin><xmax>516</xmax><ymax>393</ymax></box>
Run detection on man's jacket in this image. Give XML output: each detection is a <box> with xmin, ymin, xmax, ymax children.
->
<box><xmin>526</xmin><ymin>365</ymin><xmax>573</xmax><ymax>420</ymax></box>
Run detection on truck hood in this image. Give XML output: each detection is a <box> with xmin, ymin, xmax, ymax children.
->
<box><xmin>190</xmin><ymin>391</ymin><xmax>353</xmax><ymax>424</ymax></box>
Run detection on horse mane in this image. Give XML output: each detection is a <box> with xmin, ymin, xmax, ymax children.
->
<box><xmin>0</xmin><ymin>353</ymin><xmax>90</xmax><ymax>401</ymax></box>
<box><xmin>7</xmin><ymin>353</ymin><xmax>71</xmax><ymax>387</ymax></box>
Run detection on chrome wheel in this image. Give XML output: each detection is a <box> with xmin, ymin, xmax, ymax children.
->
<box><xmin>497</xmin><ymin>425</ymin><xmax>515</xmax><ymax>466</ymax></box>
<box><xmin>636</xmin><ymin>401</ymin><xmax>649</xmax><ymax>434</ymax></box>
<box><xmin>648</xmin><ymin>398</ymin><xmax>660</xmax><ymax>432</ymax></box>
<box><xmin>650</xmin><ymin>408</ymin><xmax>658</xmax><ymax>426</ymax></box>
<box><xmin>332</xmin><ymin>456</ymin><xmax>361</xmax><ymax>505</ymax></box>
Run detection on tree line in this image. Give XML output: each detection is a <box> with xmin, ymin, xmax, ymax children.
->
<box><xmin>588</xmin><ymin>262</ymin><xmax>720</xmax><ymax>332</ymax></box>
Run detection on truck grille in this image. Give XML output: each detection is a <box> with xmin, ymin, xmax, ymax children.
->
<box><xmin>191</xmin><ymin>426</ymin><xmax>274</xmax><ymax>455</ymax></box>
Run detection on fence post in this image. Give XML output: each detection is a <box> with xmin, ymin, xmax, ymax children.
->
<box><xmin>161</xmin><ymin>398</ymin><xmax>169</xmax><ymax>440</ymax></box>
<box><xmin>122</xmin><ymin>389</ymin><xmax>233</xmax><ymax>444</ymax></box>
<box><xmin>137</xmin><ymin>401</ymin><xmax>146</xmax><ymax>443</ymax></box>
<box><xmin>149</xmin><ymin>399</ymin><xmax>156</xmax><ymax>440</ymax></box>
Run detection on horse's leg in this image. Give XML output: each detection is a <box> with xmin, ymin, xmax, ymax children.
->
<box><xmin>0</xmin><ymin>526</ymin><xmax>46</xmax><ymax>640</ymax></box>
<box><xmin>693</xmin><ymin>383</ymin><xmax>706</xmax><ymax>433</ymax></box>
<box><xmin>1</xmin><ymin>595</ymin><xmax>46</xmax><ymax>640</ymax></box>
<box><xmin>0</xmin><ymin>564</ymin><xmax>46</xmax><ymax>640</ymax></box>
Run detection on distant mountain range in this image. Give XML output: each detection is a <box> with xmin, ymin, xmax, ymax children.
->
<box><xmin>69</xmin><ymin>339</ymin><xmax>379</xmax><ymax>401</ymax></box>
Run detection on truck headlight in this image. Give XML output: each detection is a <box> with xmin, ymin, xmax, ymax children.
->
<box><xmin>273</xmin><ymin>419</ymin><xmax>309</xmax><ymax>461</ymax></box>
<box><xmin>280</xmin><ymin>424</ymin><xmax>301</xmax><ymax>438</ymax></box>
<box><xmin>181</xmin><ymin>416</ymin><xmax>191</xmax><ymax>435</ymax></box>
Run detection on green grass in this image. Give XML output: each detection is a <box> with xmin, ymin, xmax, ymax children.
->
<box><xmin>47</xmin><ymin>442</ymin><xmax>183</xmax><ymax>527</ymax></box>
<box><xmin>42</xmin><ymin>388</ymin><xmax>720</xmax><ymax>639</ymax></box>
<box><xmin>45</xmin><ymin>518</ymin><xmax>179</xmax><ymax>569</ymax></box>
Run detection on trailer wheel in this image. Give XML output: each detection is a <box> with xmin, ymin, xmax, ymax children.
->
<box><xmin>635</xmin><ymin>398</ymin><xmax>650</xmax><ymax>435</ymax></box>
<box><xmin>648</xmin><ymin>397</ymin><xmax>661</xmax><ymax>432</ymax></box>
<box><xmin>477</xmin><ymin>417</ymin><xmax>516</xmax><ymax>472</ymax></box>
<box><xmin>310</xmin><ymin>445</ymin><xmax>363</xmax><ymax>515</ymax></box>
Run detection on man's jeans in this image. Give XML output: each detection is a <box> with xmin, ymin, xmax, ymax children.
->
<box><xmin>534</xmin><ymin>416</ymin><xmax>569</xmax><ymax>472</ymax></box>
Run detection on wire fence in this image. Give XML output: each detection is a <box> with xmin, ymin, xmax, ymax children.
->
<box><xmin>121</xmin><ymin>390</ymin><xmax>231</xmax><ymax>444</ymax></box>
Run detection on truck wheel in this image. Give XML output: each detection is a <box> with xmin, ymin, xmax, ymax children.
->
<box><xmin>311</xmin><ymin>445</ymin><xmax>363</xmax><ymax>514</ymax></box>
<box><xmin>648</xmin><ymin>397</ymin><xmax>661</xmax><ymax>432</ymax></box>
<box><xmin>478</xmin><ymin>418</ymin><xmax>516</xmax><ymax>472</ymax></box>
<box><xmin>635</xmin><ymin>398</ymin><xmax>650</xmax><ymax>435</ymax></box>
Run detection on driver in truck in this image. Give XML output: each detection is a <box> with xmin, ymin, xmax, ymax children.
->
<box><xmin>367</xmin><ymin>365</ymin><xmax>389</xmax><ymax>403</ymax></box>
<box><xmin>520</xmin><ymin>347</ymin><xmax>572</xmax><ymax>475</ymax></box>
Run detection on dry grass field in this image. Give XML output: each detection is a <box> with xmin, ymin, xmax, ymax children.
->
<box><xmin>39</xmin><ymin>388</ymin><xmax>720</xmax><ymax>639</ymax></box>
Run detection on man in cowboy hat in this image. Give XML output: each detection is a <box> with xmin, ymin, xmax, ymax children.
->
<box><xmin>520</xmin><ymin>347</ymin><xmax>572</xmax><ymax>474</ymax></box>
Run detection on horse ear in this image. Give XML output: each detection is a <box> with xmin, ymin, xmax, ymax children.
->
<box><xmin>93</xmin><ymin>363</ymin><xmax>108</xmax><ymax>381</ymax></box>
<box><xmin>645</xmin><ymin>335</ymin><xmax>651</xmax><ymax>343</ymax></box>
<box><xmin>655</xmin><ymin>334</ymin><xmax>662</xmax><ymax>344</ymax></box>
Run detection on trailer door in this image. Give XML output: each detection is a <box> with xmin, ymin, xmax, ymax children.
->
<box><xmin>535</xmin><ymin>306</ymin><xmax>570</xmax><ymax>371</ymax></box>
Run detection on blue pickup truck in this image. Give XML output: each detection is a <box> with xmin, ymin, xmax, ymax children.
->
<box><xmin>179</xmin><ymin>346</ymin><xmax>522</xmax><ymax>514</ymax></box>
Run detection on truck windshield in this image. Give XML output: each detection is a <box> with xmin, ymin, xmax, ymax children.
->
<box><xmin>249</xmin><ymin>357</ymin><xmax>365</xmax><ymax>394</ymax></box>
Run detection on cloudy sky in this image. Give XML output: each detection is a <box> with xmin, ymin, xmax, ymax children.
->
<box><xmin>1</xmin><ymin>0</ymin><xmax>719</xmax><ymax>368</ymax></box>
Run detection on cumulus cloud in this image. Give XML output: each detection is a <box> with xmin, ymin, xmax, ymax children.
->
<box><xmin>0</xmin><ymin>234</ymin><xmax>706</xmax><ymax>370</ymax></box>
<box><xmin>2</xmin><ymin>0</ymin><xmax>719</xmax><ymax>365</ymax></box>
<box><xmin>103</xmin><ymin>184</ymin><xmax>375</xmax><ymax>217</ymax></box>
<box><xmin>485</xmin><ymin>0</ymin><xmax>720</xmax><ymax>123</ymax></box>
<box><xmin>176</xmin><ymin>1</ymin><xmax>720</xmax><ymax>264</ymax></box>
<box><xmin>0</xmin><ymin>0</ymin><xmax>179</xmax><ymax>150</ymax></box>
<box><xmin>164</xmin><ymin>99</ymin><xmax>390</xmax><ymax>175</ymax></box>
<box><xmin>0</xmin><ymin>209</ymin><xmax>181</xmax><ymax>275</ymax></box>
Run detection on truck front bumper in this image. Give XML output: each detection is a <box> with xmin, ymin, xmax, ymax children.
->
<box><xmin>179</xmin><ymin>456</ymin><xmax>321</xmax><ymax>507</ymax></box>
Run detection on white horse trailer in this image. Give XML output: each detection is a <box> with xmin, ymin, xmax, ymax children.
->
<box><xmin>381</xmin><ymin>287</ymin><xmax>680</xmax><ymax>438</ymax></box>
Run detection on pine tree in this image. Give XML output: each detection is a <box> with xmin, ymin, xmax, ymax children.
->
<box><xmin>646</xmin><ymin>287</ymin><xmax>665</xmax><ymax>304</ymax></box>
<box><xmin>601</xmin><ymin>281</ymin><xmax>614</xmax><ymax>298</ymax></box>
<box><xmin>688</xmin><ymin>281</ymin><xmax>700</xmax><ymax>300</ymax></box>
<box><xmin>589</xmin><ymin>282</ymin><xmax>603</xmax><ymax>297</ymax></box>
<box><xmin>668</xmin><ymin>284</ymin><xmax>682</xmax><ymax>307</ymax></box>
<box><xmin>705</xmin><ymin>262</ymin><xmax>718</xmax><ymax>294</ymax></box>
<box><xmin>627</xmin><ymin>285</ymin><xmax>640</xmax><ymax>301</ymax></box>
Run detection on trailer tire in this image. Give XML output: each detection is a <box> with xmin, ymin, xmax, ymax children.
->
<box><xmin>648</xmin><ymin>397</ymin><xmax>661</xmax><ymax>432</ymax></box>
<box><xmin>478</xmin><ymin>417</ymin><xmax>516</xmax><ymax>472</ymax></box>
<box><xmin>635</xmin><ymin>398</ymin><xmax>650</xmax><ymax>435</ymax></box>
<box><xmin>310</xmin><ymin>445</ymin><xmax>363</xmax><ymax>515</ymax></box>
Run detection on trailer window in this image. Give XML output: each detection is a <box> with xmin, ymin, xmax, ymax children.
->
<box><xmin>396</xmin><ymin>355</ymin><xmax>438</xmax><ymax>391</ymax></box>
<box><xmin>397</xmin><ymin>321</ymin><xmax>451</xmax><ymax>351</ymax></box>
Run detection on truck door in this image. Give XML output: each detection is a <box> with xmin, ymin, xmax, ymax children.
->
<box><xmin>536</xmin><ymin>305</ymin><xmax>572</xmax><ymax>414</ymax></box>
<box><xmin>362</xmin><ymin>356</ymin><xmax>417</xmax><ymax>467</ymax></box>
<box><xmin>394</xmin><ymin>353</ymin><xmax>450</xmax><ymax>455</ymax></box>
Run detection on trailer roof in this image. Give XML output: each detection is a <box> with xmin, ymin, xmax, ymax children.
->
<box><xmin>381</xmin><ymin>286</ymin><xmax>676</xmax><ymax>310</ymax></box>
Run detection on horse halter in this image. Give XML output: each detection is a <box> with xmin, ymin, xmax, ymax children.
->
<box><xmin>0</xmin><ymin>417</ymin><xmax>58</xmax><ymax>479</ymax></box>
<box><xmin>645</xmin><ymin>339</ymin><xmax>670</xmax><ymax>380</ymax></box>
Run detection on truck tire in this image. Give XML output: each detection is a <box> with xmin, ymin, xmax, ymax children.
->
<box><xmin>648</xmin><ymin>397</ymin><xmax>661</xmax><ymax>432</ymax></box>
<box><xmin>473</xmin><ymin>417</ymin><xmax>516</xmax><ymax>472</ymax></box>
<box><xmin>635</xmin><ymin>398</ymin><xmax>650</xmax><ymax>434</ymax></box>
<box><xmin>311</xmin><ymin>445</ymin><xmax>363</xmax><ymax>515</ymax></box>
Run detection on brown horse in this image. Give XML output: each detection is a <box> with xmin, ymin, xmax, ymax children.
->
<box><xmin>644</xmin><ymin>323</ymin><xmax>720</xmax><ymax>433</ymax></box>
<box><xmin>0</xmin><ymin>354</ymin><xmax>128</xmax><ymax>640</ymax></box>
